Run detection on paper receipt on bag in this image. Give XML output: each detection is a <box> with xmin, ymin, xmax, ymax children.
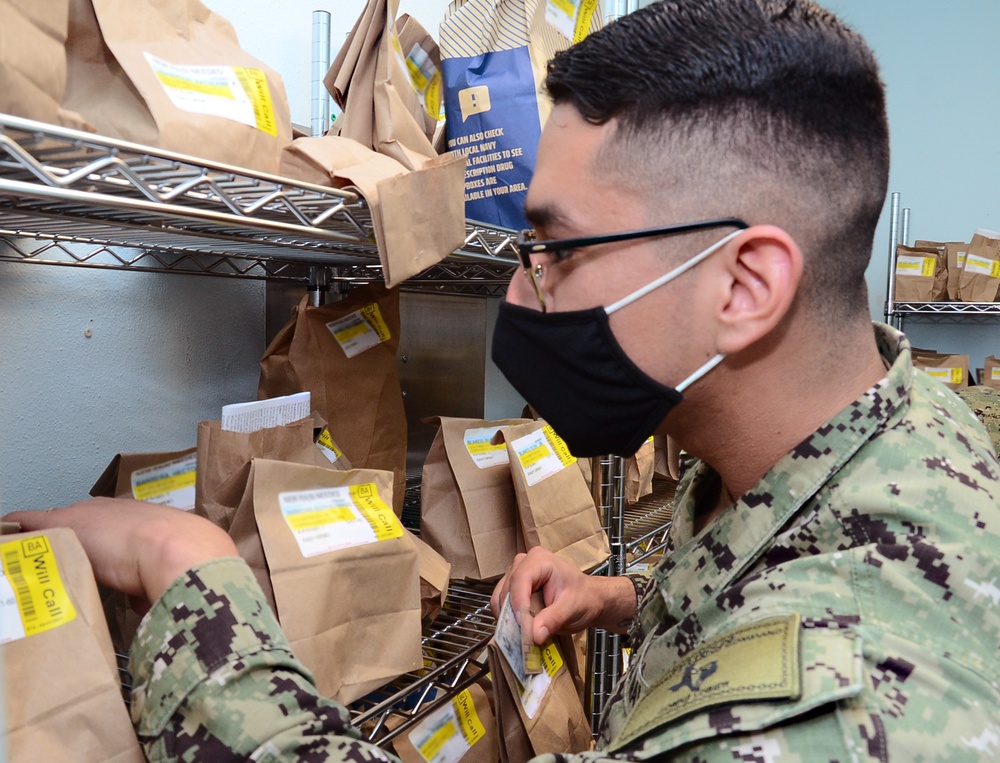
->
<box><xmin>0</xmin><ymin>535</ymin><xmax>76</xmax><ymax>643</ymax></box>
<box><xmin>279</xmin><ymin>483</ymin><xmax>402</xmax><ymax>557</ymax></box>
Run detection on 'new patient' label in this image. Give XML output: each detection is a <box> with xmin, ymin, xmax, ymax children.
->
<box><xmin>279</xmin><ymin>483</ymin><xmax>402</xmax><ymax>557</ymax></box>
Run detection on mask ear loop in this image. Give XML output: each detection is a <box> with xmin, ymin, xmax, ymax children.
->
<box><xmin>603</xmin><ymin>229</ymin><xmax>744</xmax><ymax>315</ymax></box>
<box><xmin>603</xmin><ymin>228</ymin><xmax>741</xmax><ymax>395</ymax></box>
<box><xmin>675</xmin><ymin>353</ymin><xmax>725</xmax><ymax>393</ymax></box>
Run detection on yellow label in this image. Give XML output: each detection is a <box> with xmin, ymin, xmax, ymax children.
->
<box><xmin>609</xmin><ymin>615</ymin><xmax>801</xmax><ymax>751</ymax></box>
<box><xmin>418</xmin><ymin>719</ymin><xmax>458</xmax><ymax>760</ymax></box>
<box><xmin>284</xmin><ymin>507</ymin><xmax>355</xmax><ymax>531</ymax></box>
<box><xmin>896</xmin><ymin>255</ymin><xmax>935</xmax><ymax>277</ymax></box>
<box><xmin>466</xmin><ymin>441</ymin><xmax>505</xmax><ymax>456</ymax></box>
<box><xmin>542</xmin><ymin>425</ymin><xmax>577</xmax><ymax>467</ymax></box>
<box><xmin>991</xmin><ymin>367</ymin><xmax>1000</xmax><ymax>381</ymax></box>
<box><xmin>452</xmin><ymin>689</ymin><xmax>487</xmax><ymax>746</ymax></box>
<box><xmin>132</xmin><ymin>469</ymin><xmax>196</xmax><ymax>502</ymax></box>
<box><xmin>334</xmin><ymin>321</ymin><xmax>370</xmax><ymax>343</ymax></box>
<box><xmin>958</xmin><ymin>251</ymin><xmax>967</xmax><ymax>267</ymax></box>
<box><xmin>360</xmin><ymin>303</ymin><xmax>392</xmax><ymax>342</ymax></box>
<box><xmin>317</xmin><ymin>429</ymin><xmax>343</xmax><ymax>459</ymax></box>
<box><xmin>426</xmin><ymin>70</ymin><xmax>444</xmax><ymax>122</ymax></box>
<box><xmin>924</xmin><ymin>367</ymin><xmax>963</xmax><ymax>385</ymax></box>
<box><xmin>573</xmin><ymin>0</ymin><xmax>600</xmax><ymax>42</ymax></box>
<box><xmin>518</xmin><ymin>443</ymin><xmax>550</xmax><ymax>468</ymax></box>
<box><xmin>541</xmin><ymin>640</ymin><xmax>564</xmax><ymax>678</ymax></box>
<box><xmin>550</xmin><ymin>0</ymin><xmax>575</xmax><ymax>14</ymax></box>
<box><xmin>234</xmin><ymin>67</ymin><xmax>278</xmax><ymax>137</ymax></box>
<box><xmin>155</xmin><ymin>72</ymin><xmax>232</xmax><ymax>99</ymax></box>
<box><xmin>1</xmin><ymin>536</ymin><xmax>76</xmax><ymax>637</ymax></box>
<box><xmin>350</xmin><ymin>484</ymin><xmax>403</xmax><ymax>541</ymax></box>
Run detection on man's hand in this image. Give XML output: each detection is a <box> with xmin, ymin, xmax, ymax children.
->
<box><xmin>6</xmin><ymin>498</ymin><xmax>237</xmax><ymax>610</ymax></box>
<box><xmin>491</xmin><ymin>546</ymin><xmax>637</xmax><ymax>644</ymax></box>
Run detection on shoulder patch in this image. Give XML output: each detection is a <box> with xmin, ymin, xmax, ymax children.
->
<box><xmin>610</xmin><ymin>614</ymin><xmax>802</xmax><ymax>750</ymax></box>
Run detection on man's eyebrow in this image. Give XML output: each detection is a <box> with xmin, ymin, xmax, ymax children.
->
<box><xmin>524</xmin><ymin>204</ymin><xmax>571</xmax><ymax>233</ymax></box>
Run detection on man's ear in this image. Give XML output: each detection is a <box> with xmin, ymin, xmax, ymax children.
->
<box><xmin>713</xmin><ymin>225</ymin><xmax>803</xmax><ymax>355</ymax></box>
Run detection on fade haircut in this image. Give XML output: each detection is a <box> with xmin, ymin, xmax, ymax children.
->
<box><xmin>544</xmin><ymin>0</ymin><xmax>890</xmax><ymax>323</ymax></box>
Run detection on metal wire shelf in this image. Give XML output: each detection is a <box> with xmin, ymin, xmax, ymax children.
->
<box><xmin>0</xmin><ymin>113</ymin><xmax>519</xmax><ymax>284</ymax></box>
<box><xmin>348</xmin><ymin>580</ymin><xmax>495</xmax><ymax>745</ymax></box>
<box><xmin>624</xmin><ymin>478</ymin><xmax>676</xmax><ymax>568</ymax></box>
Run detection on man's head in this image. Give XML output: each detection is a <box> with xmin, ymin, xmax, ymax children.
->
<box><xmin>543</xmin><ymin>0</ymin><xmax>889</xmax><ymax>324</ymax></box>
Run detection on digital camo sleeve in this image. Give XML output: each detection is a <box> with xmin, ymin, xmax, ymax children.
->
<box><xmin>129</xmin><ymin>557</ymin><xmax>400</xmax><ymax>763</ymax></box>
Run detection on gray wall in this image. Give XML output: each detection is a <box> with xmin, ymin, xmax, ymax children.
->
<box><xmin>2</xmin><ymin>1</ymin><xmax>998</xmax><ymax>511</ymax></box>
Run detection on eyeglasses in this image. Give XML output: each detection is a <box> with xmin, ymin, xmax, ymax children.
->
<box><xmin>514</xmin><ymin>217</ymin><xmax>749</xmax><ymax>309</ymax></box>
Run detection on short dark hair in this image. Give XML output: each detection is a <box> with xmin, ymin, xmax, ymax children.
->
<box><xmin>544</xmin><ymin>0</ymin><xmax>889</xmax><ymax>322</ymax></box>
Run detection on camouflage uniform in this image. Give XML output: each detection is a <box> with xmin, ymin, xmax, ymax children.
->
<box><xmin>131</xmin><ymin>324</ymin><xmax>1000</xmax><ymax>762</ymax></box>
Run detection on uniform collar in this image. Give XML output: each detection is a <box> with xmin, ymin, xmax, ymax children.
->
<box><xmin>648</xmin><ymin>323</ymin><xmax>912</xmax><ymax>629</ymax></box>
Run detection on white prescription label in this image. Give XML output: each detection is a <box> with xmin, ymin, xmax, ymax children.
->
<box><xmin>511</xmin><ymin>425</ymin><xmax>576</xmax><ymax>487</ymax></box>
<box><xmin>0</xmin><ymin>571</ymin><xmax>25</xmax><ymax>644</ymax></box>
<box><xmin>279</xmin><ymin>483</ymin><xmax>402</xmax><ymax>558</ymax></box>
<box><xmin>464</xmin><ymin>426</ymin><xmax>509</xmax><ymax>469</ymax></box>
<box><xmin>963</xmin><ymin>253</ymin><xmax>1000</xmax><ymax>279</ymax></box>
<box><xmin>895</xmin><ymin>255</ymin><xmax>935</xmax><ymax>277</ymax></box>
<box><xmin>143</xmin><ymin>53</ymin><xmax>277</xmax><ymax>136</ymax></box>
<box><xmin>131</xmin><ymin>453</ymin><xmax>197</xmax><ymax>510</ymax></box>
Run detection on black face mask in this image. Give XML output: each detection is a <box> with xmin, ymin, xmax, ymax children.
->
<box><xmin>491</xmin><ymin>231</ymin><xmax>737</xmax><ymax>457</ymax></box>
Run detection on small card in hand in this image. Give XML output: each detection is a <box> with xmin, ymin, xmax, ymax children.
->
<box><xmin>495</xmin><ymin>593</ymin><xmax>542</xmax><ymax>684</ymax></box>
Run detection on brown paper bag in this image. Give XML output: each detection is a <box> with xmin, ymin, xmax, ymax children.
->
<box><xmin>625</xmin><ymin>436</ymin><xmax>656</xmax><ymax>504</ymax></box>
<box><xmin>280</xmin><ymin>135</ymin><xmax>466</xmax><ymax>287</ymax></box>
<box><xmin>420</xmin><ymin>417</ymin><xmax>530</xmax><ymax>580</ymax></box>
<box><xmin>258</xmin><ymin>286</ymin><xmax>407</xmax><ymax>515</ymax></box>
<box><xmin>326</xmin><ymin>0</ymin><xmax>438</xmax><ymax>170</ymax></box>
<box><xmin>245</xmin><ymin>458</ymin><xmax>422</xmax><ymax>704</ymax></box>
<box><xmin>89</xmin><ymin>447</ymin><xmax>197</xmax><ymax>652</ymax></box>
<box><xmin>407</xmin><ymin>529</ymin><xmax>451</xmax><ymax>622</ymax></box>
<box><xmin>915</xmin><ymin>240</ymin><xmax>966</xmax><ymax>301</ymax></box>
<box><xmin>893</xmin><ymin>244</ymin><xmax>947</xmax><ymax>302</ymax></box>
<box><xmin>64</xmin><ymin>0</ymin><xmax>291</xmax><ymax>173</ymax></box>
<box><xmin>195</xmin><ymin>414</ymin><xmax>340</xmax><ymax>531</ymax></box>
<box><xmin>0</xmin><ymin>2</ymin><xmax>86</xmax><ymax>127</ymax></box>
<box><xmin>488</xmin><ymin>637</ymin><xmax>593</xmax><ymax>762</ymax></box>
<box><xmin>2</xmin><ymin>529</ymin><xmax>144</xmax><ymax>762</ymax></box>
<box><xmin>501</xmin><ymin>421</ymin><xmax>609</xmax><ymax>572</ymax></box>
<box><xmin>982</xmin><ymin>356</ymin><xmax>1000</xmax><ymax>391</ymax></box>
<box><xmin>913</xmin><ymin>352</ymin><xmax>970</xmax><ymax>391</ymax></box>
<box><xmin>959</xmin><ymin>230</ymin><xmax>1000</xmax><ymax>303</ymax></box>
<box><xmin>90</xmin><ymin>447</ymin><xmax>197</xmax><ymax>505</ymax></box>
<box><xmin>390</xmin><ymin>682</ymin><xmax>500</xmax><ymax>763</ymax></box>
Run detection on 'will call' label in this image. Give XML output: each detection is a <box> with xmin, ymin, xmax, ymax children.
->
<box><xmin>279</xmin><ymin>483</ymin><xmax>402</xmax><ymax>558</ymax></box>
<box><xmin>0</xmin><ymin>535</ymin><xmax>76</xmax><ymax>644</ymax></box>
<box><xmin>327</xmin><ymin>304</ymin><xmax>392</xmax><ymax>358</ymax></box>
<box><xmin>517</xmin><ymin>640</ymin><xmax>564</xmax><ymax>719</ymax></box>
<box><xmin>407</xmin><ymin>688</ymin><xmax>487</xmax><ymax>763</ymax></box>
<box><xmin>963</xmin><ymin>253</ymin><xmax>1000</xmax><ymax>279</ymax></box>
<box><xmin>512</xmin><ymin>425</ymin><xmax>577</xmax><ymax>487</ymax></box>
<box><xmin>144</xmin><ymin>53</ymin><xmax>277</xmax><ymax>136</ymax></box>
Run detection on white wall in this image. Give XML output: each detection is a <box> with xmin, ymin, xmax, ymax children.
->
<box><xmin>2</xmin><ymin>0</ymin><xmax>998</xmax><ymax>512</ymax></box>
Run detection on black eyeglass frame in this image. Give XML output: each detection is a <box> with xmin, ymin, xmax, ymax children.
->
<box><xmin>514</xmin><ymin>217</ymin><xmax>750</xmax><ymax>269</ymax></box>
